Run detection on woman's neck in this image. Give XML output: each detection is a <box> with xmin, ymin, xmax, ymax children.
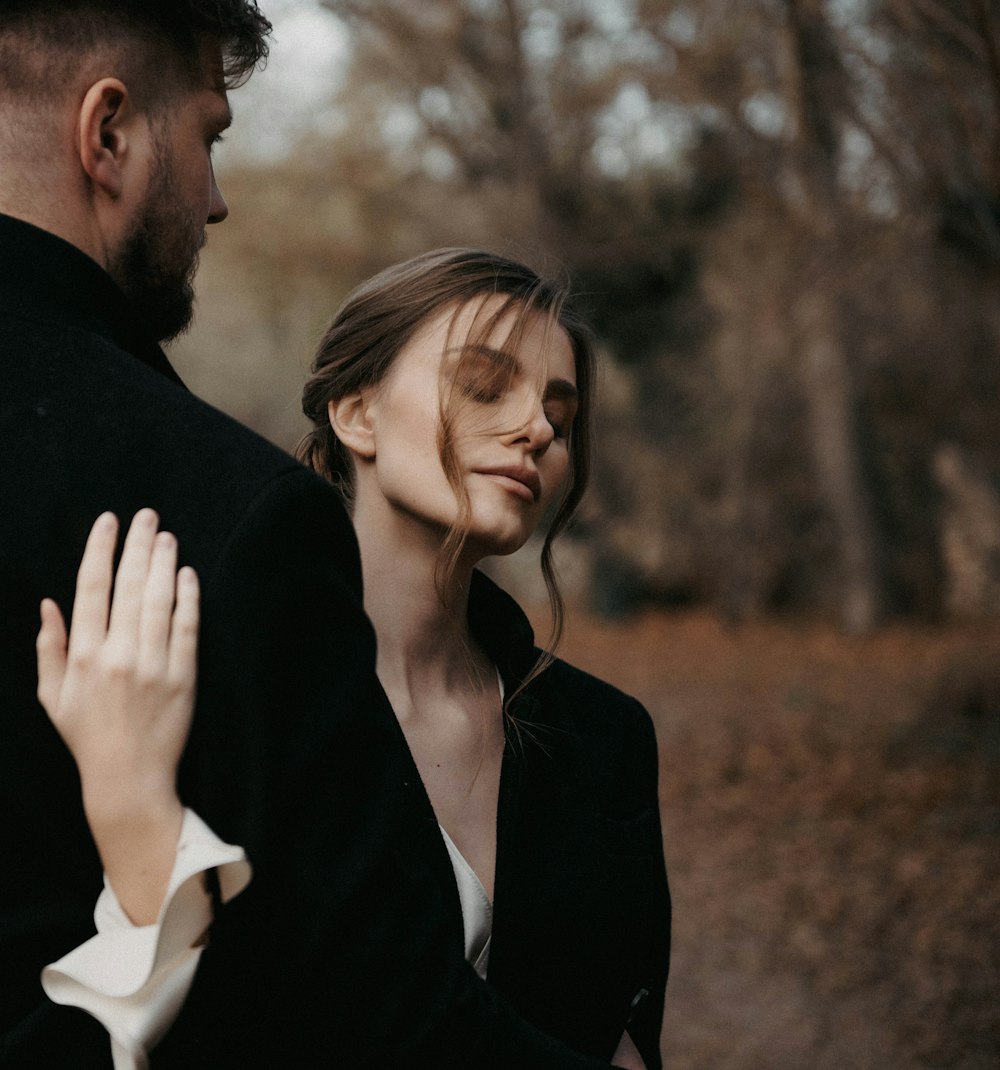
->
<box><xmin>352</xmin><ymin>495</ymin><xmax>506</xmax><ymax>900</ymax></box>
<box><xmin>353</xmin><ymin>505</ymin><xmax>491</xmax><ymax>721</ymax></box>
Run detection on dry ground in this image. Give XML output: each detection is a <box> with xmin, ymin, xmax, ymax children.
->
<box><xmin>538</xmin><ymin>606</ymin><xmax>1000</xmax><ymax>1070</ymax></box>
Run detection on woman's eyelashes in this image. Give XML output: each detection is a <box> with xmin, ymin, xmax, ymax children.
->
<box><xmin>451</xmin><ymin>347</ymin><xmax>576</xmax><ymax>440</ymax></box>
<box><xmin>454</xmin><ymin>350</ymin><xmax>513</xmax><ymax>405</ymax></box>
<box><xmin>544</xmin><ymin>405</ymin><xmax>570</xmax><ymax>439</ymax></box>
<box><xmin>460</xmin><ymin>379</ymin><xmax>505</xmax><ymax>405</ymax></box>
<box><xmin>460</xmin><ymin>379</ymin><xmax>572</xmax><ymax>440</ymax></box>
<box><xmin>543</xmin><ymin>382</ymin><xmax>578</xmax><ymax>443</ymax></box>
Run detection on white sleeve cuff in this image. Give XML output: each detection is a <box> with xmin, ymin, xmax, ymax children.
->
<box><xmin>41</xmin><ymin>809</ymin><xmax>251</xmax><ymax>1067</ymax></box>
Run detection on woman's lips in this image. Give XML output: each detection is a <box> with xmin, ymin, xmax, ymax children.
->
<box><xmin>476</xmin><ymin>467</ymin><xmax>541</xmax><ymax>502</ymax></box>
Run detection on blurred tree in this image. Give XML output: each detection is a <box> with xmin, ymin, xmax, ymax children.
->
<box><xmin>632</xmin><ymin>0</ymin><xmax>1000</xmax><ymax>626</ymax></box>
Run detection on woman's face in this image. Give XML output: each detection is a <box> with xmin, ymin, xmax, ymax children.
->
<box><xmin>356</xmin><ymin>295</ymin><xmax>578</xmax><ymax>560</ymax></box>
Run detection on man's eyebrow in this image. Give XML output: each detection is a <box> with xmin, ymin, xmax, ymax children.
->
<box><xmin>207</xmin><ymin>86</ymin><xmax>234</xmax><ymax>129</ymax></box>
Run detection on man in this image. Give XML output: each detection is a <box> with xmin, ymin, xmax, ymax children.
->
<box><xmin>0</xmin><ymin>3</ymin><xmax>628</xmax><ymax>1067</ymax></box>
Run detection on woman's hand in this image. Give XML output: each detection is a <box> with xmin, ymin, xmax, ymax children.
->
<box><xmin>37</xmin><ymin>509</ymin><xmax>200</xmax><ymax>924</ymax></box>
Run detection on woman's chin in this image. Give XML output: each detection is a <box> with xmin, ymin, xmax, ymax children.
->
<box><xmin>467</xmin><ymin>523</ymin><xmax>532</xmax><ymax>561</ymax></box>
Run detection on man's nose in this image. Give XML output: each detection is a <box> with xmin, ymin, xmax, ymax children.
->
<box><xmin>208</xmin><ymin>171</ymin><xmax>229</xmax><ymax>224</ymax></box>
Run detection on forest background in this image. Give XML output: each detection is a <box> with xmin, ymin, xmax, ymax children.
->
<box><xmin>170</xmin><ymin>1</ymin><xmax>1000</xmax><ymax>1066</ymax></box>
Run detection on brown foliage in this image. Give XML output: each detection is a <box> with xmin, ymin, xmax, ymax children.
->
<box><xmin>547</xmin><ymin>604</ymin><xmax>1000</xmax><ymax>1068</ymax></box>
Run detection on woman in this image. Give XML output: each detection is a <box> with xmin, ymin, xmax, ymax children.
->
<box><xmin>37</xmin><ymin>249</ymin><xmax>670</xmax><ymax>1068</ymax></box>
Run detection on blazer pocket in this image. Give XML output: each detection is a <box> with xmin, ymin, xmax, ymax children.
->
<box><xmin>598</xmin><ymin>804</ymin><xmax>660</xmax><ymax>857</ymax></box>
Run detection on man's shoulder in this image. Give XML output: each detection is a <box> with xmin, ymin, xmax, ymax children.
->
<box><xmin>3</xmin><ymin>307</ymin><xmax>299</xmax><ymax>485</ymax></box>
<box><xmin>0</xmin><ymin>310</ymin><xmax>349</xmax><ymax>582</ymax></box>
<box><xmin>129</xmin><ymin>356</ymin><xmax>301</xmax><ymax>484</ymax></box>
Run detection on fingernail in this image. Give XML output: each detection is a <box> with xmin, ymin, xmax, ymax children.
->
<box><xmin>96</xmin><ymin>511</ymin><xmax>117</xmax><ymax>530</ymax></box>
<box><xmin>136</xmin><ymin>508</ymin><xmax>158</xmax><ymax>528</ymax></box>
<box><xmin>156</xmin><ymin>531</ymin><xmax>176</xmax><ymax>549</ymax></box>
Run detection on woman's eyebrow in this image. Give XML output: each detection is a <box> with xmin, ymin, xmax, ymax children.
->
<box><xmin>449</xmin><ymin>345</ymin><xmax>578</xmax><ymax>400</ymax></box>
<box><xmin>450</xmin><ymin>344</ymin><xmax>519</xmax><ymax>371</ymax></box>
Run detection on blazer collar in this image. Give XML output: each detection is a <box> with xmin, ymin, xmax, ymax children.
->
<box><xmin>468</xmin><ymin>570</ymin><xmax>540</xmax><ymax>686</ymax></box>
<box><xmin>0</xmin><ymin>213</ymin><xmax>186</xmax><ymax>389</ymax></box>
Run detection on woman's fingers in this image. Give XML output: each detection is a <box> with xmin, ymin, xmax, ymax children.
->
<box><xmin>44</xmin><ymin>508</ymin><xmax>197</xmax><ymax>712</ymax></box>
<box><xmin>106</xmin><ymin>508</ymin><xmax>159</xmax><ymax>646</ymax></box>
<box><xmin>66</xmin><ymin>512</ymin><xmax>119</xmax><ymax>662</ymax></box>
<box><xmin>135</xmin><ymin>531</ymin><xmax>178</xmax><ymax>674</ymax></box>
<box><xmin>168</xmin><ymin>566</ymin><xmax>200</xmax><ymax>690</ymax></box>
<box><xmin>36</xmin><ymin>597</ymin><xmax>68</xmax><ymax>715</ymax></box>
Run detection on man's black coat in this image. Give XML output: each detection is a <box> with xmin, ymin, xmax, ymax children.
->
<box><xmin>0</xmin><ymin>214</ymin><xmax>616</xmax><ymax>1069</ymax></box>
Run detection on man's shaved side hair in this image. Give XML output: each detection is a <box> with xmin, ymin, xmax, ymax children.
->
<box><xmin>0</xmin><ymin>1</ymin><xmax>271</xmax><ymax>111</ymax></box>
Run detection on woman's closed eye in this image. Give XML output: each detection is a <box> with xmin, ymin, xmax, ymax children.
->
<box><xmin>544</xmin><ymin>404</ymin><xmax>571</xmax><ymax>439</ymax></box>
<box><xmin>543</xmin><ymin>386</ymin><xmax>577</xmax><ymax>441</ymax></box>
<box><xmin>454</xmin><ymin>350</ymin><xmax>515</xmax><ymax>405</ymax></box>
<box><xmin>460</xmin><ymin>377</ymin><xmax>506</xmax><ymax>405</ymax></box>
<box><xmin>451</xmin><ymin>345</ymin><xmax>578</xmax><ymax>441</ymax></box>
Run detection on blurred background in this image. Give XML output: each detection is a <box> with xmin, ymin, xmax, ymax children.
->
<box><xmin>170</xmin><ymin>1</ymin><xmax>1000</xmax><ymax>1065</ymax></box>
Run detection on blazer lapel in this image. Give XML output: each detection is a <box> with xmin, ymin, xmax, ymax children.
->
<box><xmin>372</xmin><ymin>679</ymin><xmax>467</xmax><ymax>939</ymax></box>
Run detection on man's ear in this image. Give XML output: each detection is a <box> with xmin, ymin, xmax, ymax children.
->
<box><xmin>77</xmin><ymin>78</ymin><xmax>138</xmax><ymax>199</ymax></box>
<box><xmin>328</xmin><ymin>393</ymin><xmax>377</xmax><ymax>459</ymax></box>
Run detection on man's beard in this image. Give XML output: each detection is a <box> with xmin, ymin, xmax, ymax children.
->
<box><xmin>110</xmin><ymin>154</ymin><xmax>203</xmax><ymax>344</ymax></box>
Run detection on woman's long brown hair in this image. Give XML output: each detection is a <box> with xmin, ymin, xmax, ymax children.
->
<box><xmin>298</xmin><ymin>248</ymin><xmax>595</xmax><ymax>718</ymax></box>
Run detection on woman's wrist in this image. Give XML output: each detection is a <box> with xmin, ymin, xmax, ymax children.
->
<box><xmin>84</xmin><ymin>793</ymin><xmax>185</xmax><ymax>925</ymax></box>
<box><xmin>81</xmin><ymin>773</ymin><xmax>183</xmax><ymax>835</ymax></box>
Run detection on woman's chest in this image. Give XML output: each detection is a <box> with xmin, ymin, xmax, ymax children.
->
<box><xmin>401</xmin><ymin>715</ymin><xmax>504</xmax><ymax>900</ymax></box>
<box><xmin>390</xmin><ymin>706</ymin><xmax>660</xmax><ymax>1057</ymax></box>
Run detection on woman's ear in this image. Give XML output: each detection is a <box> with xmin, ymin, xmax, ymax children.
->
<box><xmin>328</xmin><ymin>394</ymin><xmax>376</xmax><ymax>459</ymax></box>
<box><xmin>77</xmin><ymin>78</ymin><xmax>138</xmax><ymax>200</ymax></box>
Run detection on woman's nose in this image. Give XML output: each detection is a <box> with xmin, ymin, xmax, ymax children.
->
<box><xmin>511</xmin><ymin>398</ymin><xmax>554</xmax><ymax>454</ymax></box>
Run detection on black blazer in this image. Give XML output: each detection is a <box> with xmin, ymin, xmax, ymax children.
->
<box><xmin>0</xmin><ymin>214</ymin><xmax>619</xmax><ymax>1069</ymax></box>
<box><xmin>396</xmin><ymin>573</ymin><xmax>671</xmax><ymax>1070</ymax></box>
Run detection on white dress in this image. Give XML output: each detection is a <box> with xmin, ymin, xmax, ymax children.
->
<box><xmin>439</xmin><ymin>824</ymin><xmax>493</xmax><ymax>978</ymax></box>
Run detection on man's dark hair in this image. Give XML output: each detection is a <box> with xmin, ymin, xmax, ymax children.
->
<box><xmin>0</xmin><ymin>1</ymin><xmax>271</xmax><ymax>104</ymax></box>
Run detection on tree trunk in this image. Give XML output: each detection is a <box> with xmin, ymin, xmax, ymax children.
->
<box><xmin>795</xmin><ymin>286</ymin><xmax>884</xmax><ymax>633</ymax></box>
<box><xmin>784</xmin><ymin>0</ymin><xmax>887</xmax><ymax>632</ymax></box>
